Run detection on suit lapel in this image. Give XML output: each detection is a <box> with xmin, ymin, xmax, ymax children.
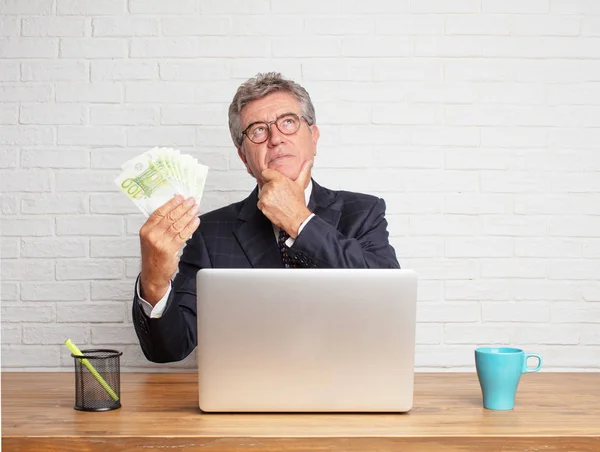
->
<box><xmin>234</xmin><ymin>187</ymin><xmax>284</xmax><ymax>268</ymax></box>
<box><xmin>309</xmin><ymin>180</ymin><xmax>342</xmax><ymax>230</ymax></box>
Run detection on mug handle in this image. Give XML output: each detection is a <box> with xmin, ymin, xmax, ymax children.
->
<box><xmin>523</xmin><ymin>353</ymin><xmax>543</xmax><ymax>373</ymax></box>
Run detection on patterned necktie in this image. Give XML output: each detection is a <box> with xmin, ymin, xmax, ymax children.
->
<box><xmin>277</xmin><ymin>229</ymin><xmax>296</xmax><ymax>268</ymax></box>
<box><xmin>277</xmin><ymin>229</ymin><xmax>317</xmax><ymax>268</ymax></box>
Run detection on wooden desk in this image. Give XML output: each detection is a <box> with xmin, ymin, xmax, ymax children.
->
<box><xmin>2</xmin><ymin>372</ymin><xmax>599</xmax><ymax>451</ymax></box>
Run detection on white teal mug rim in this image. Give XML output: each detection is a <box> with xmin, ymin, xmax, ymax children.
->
<box><xmin>476</xmin><ymin>347</ymin><xmax>524</xmax><ymax>354</ymax></box>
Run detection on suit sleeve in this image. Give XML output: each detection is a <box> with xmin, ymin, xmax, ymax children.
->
<box><xmin>132</xmin><ymin>230</ymin><xmax>211</xmax><ymax>363</ymax></box>
<box><xmin>291</xmin><ymin>198</ymin><xmax>400</xmax><ymax>269</ymax></box>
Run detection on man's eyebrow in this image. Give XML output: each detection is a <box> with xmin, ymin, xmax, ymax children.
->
<box><xmin>243</xmin><ymin>112</ymin><xmax>297</xmax><ymax>130</ymax></box>
<box><xmin>244</xmin><ymin>111</ymin><xmax>300</xmax><ymax>130</ymax></box>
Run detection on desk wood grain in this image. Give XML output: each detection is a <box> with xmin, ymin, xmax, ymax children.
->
<box><xmin>2</xmin><ymin>372</ymin><xmax>599</xmax><ymax>451</ymax></box>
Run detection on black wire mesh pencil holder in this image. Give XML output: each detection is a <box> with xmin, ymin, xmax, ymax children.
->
<box><xmin>72</xmin><ymin>349</ymin><xmax>122</xmax><ymax>412</ymax></box>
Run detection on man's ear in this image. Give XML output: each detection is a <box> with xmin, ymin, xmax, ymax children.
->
<box><xmin>237</xmin><ymin>146</ymin><xmax>254</xmax><ymax>177</ymax></box>
<box><xmin>310</xmin><ymin>124</ymin><xmax>320</xmax><ymax>156</ymax></box>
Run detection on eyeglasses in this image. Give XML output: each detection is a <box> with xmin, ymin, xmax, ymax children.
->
<box><xmin>241</xmin><ymin>112</ymin><xmax>311</xmax><ymax>144</ymax></box>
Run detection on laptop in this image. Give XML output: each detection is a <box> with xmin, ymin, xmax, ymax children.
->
<box><xmin>196</xmin><ymin>268</ymin><xmax>418</xmax><ymax>413</ymax></box>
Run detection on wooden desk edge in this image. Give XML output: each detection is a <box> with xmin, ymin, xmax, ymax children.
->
<box><xmin>3</xmin><ymin>435</ymin><xmax>600</xmax><ymax>452</ymax></box>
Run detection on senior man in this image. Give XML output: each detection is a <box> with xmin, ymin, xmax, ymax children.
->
<box><xmin>133</xmin><ymin>72</ymin><xmax>400</xmax><ymax>363</ymax></box>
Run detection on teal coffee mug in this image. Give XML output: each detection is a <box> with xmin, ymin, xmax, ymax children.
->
<box><xmin>475</xmin><ymin>347</ymin><xmax>542</xmax><ymax>410</ymax></box>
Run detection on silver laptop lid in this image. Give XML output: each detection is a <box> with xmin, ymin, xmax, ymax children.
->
<box><xmin>196</xmin><ymin>268</ymin><xmax>417</xmax><ymax>413</ymax></box>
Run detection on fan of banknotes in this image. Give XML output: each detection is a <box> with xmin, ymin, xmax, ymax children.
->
<box><xmin>115</xmin><ymin>147</ymin><xmax>209</xmax><ymax>217</ymax></box>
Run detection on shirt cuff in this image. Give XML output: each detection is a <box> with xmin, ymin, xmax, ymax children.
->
<box><xmin>286</xmin><ymin>213</ymin><xmax>315</xmax><ymax>248</ymax></box>
<box><xmin>136</xmin><ymin>278</ymin><xmax>172</xmax><ymax>319</ymax></box>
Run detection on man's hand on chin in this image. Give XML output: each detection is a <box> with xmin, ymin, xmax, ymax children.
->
<box><xmin>257</xmin><ymin>160</ymin><xmax>313</xmax><ymax>238</ymax></box>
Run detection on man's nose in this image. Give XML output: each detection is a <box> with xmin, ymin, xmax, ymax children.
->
<box><xmin>267</xmin><ymin>122</ymin><xmax>284</xmax><ymax>146</ymax></box>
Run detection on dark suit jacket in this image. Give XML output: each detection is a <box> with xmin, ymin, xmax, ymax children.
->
<box><xmin>133</xmin><ymin>180</ymin><xmax>399</xmax><ymax>363</ymax></box>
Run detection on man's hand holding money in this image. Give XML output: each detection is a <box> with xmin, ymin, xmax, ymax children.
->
<box><xmin>138</xmin><ymin>195</ymin><xmax>201</xmax><ymax>305</ymax></box>
<box><xmin>114</xmin><ymin>147</ymin><xmax>209</xmax><ymax>306</ymax></box>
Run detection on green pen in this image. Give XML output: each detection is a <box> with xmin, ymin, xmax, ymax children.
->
<box><xmin>65</xmin><ymin>339</ymin><xmax>119</xmax><ymax>402</ymax></box>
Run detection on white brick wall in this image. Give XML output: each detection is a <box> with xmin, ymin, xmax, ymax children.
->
<box><xmin>1</xmin><ymin>0</ymin><xmax>599</xmax><ymax>371</ymax></box>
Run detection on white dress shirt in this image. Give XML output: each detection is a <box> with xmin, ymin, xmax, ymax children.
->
<box><xmin>137</xmin><ymin>181</ymin><xmax>315</xmax><ymax>318</ymax></box>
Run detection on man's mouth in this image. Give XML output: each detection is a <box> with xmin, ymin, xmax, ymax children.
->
<box><xmin>268</xmin><ymin>154</ymin><xmax>293</xmax><ymax>164</ymax></box>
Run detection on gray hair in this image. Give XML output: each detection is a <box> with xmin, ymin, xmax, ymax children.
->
<box><xmin>228</xmin><ymin>72</ymin><xmax>316</xmax><ymax>149</ymax></box>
